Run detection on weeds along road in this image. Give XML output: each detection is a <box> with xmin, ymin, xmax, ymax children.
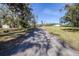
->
<box><xmin>0</xmin><ymin>28</ymin><xmax>79</xmax><ymax>56</ymax></box>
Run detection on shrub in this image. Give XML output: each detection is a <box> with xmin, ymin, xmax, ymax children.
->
<box><xmin>3</xmin><ymin>30</ymin><xmax>9</xmax><ymax>33</ymax></box>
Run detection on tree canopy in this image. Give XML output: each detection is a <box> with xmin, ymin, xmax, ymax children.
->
<box><xmin>0</xmin><ymin>3</ymin><xmax>36</xmax><ymax>29</ymax></box>
<box><xmin>60</xmin><ymin>4</ymin><xmax>79</xmax><ymax>27</ymax></box>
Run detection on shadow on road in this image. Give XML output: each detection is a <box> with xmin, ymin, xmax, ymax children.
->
<box><xmin>0</xmin><ymin>28</ymin><xmax>78</xmax><ymax>56</ymax></box>
<box><xmin>0</xmin><ymin>28</ymin><xmax>42</xmax><ymax>56</ymax></box>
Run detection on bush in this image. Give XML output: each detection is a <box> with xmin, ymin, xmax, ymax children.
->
<box><xmin>3</xmin><ymin>30</ymin><xmax>9</xmax><ymax>33</ymax></box>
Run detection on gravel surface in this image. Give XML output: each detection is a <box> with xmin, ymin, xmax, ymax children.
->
<box><xmin>0</xmin><ymin>28</ymin><xmax>79</xmax><ymax>56</ymax></box>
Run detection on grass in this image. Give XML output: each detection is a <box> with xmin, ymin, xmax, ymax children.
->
<box><xmin>41</xmin><ymin>26</ymin><xmax>79</xmax><ymax>50</ymax></box>
<box><xmin>0</xmin><ymin>28</ymin><xmax>26</xmax><ymax>41</ymax></box>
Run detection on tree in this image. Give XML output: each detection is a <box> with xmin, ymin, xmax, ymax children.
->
<box><xmin>60</xmin><ymin>3</ymin><xmax>79</xmax><ymax>27</ymax></box>
<box><xmin>0</xmin><ymin>3</ymin><xmax>36</xmax><ymax>29</ymax></box>
<box><xmin>6</xmin><ymin>3</ymin><xmax>35</xmax><ymax>29</ymax></box>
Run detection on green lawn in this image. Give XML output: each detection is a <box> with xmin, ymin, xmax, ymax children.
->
<box><xmin>41</xmin><ymin>26</ymin><xmax>79</xmax><ymax>50</ymax></box>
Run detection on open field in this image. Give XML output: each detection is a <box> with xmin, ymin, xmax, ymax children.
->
<box><xmin>41</xmin><ymin>26</ymin><xmax>79</xmax><ymax>50</ymax></box>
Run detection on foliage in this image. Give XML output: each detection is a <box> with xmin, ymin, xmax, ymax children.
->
<box><xmin>60</xmin><ymin>4</ymin><xmax>79</xmax><ymax>27</ymax></box>
<box><xmin>0</xmin><ymin>3</ymin><xmax>36</xmax><ymax>29</ymax></box>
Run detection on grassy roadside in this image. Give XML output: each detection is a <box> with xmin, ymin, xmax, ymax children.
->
<box><xmin>0</xmin><ymin>28</ymin><xmax>36</xmax><ymax>41</ymax></box>
<box><xmin>41</xmin><ymin>26</ymin><xmax>79</xmax><ymax>50</ymax></box>
<box><xmin>0</xmin><ymin>28</ymin><xmax>26</xmax><ymax>41</ymax></box>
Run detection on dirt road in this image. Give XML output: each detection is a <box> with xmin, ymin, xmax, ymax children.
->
<box><xmin>0</xmin><ymin>28</ymin><xmax>79</xmax><ymax>56</ymax></box>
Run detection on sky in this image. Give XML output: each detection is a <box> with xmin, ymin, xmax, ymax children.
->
<box><xmin>31</xmin><ymin>3</ymin><xmax>66</xmax><ymax>24</ymax></box>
